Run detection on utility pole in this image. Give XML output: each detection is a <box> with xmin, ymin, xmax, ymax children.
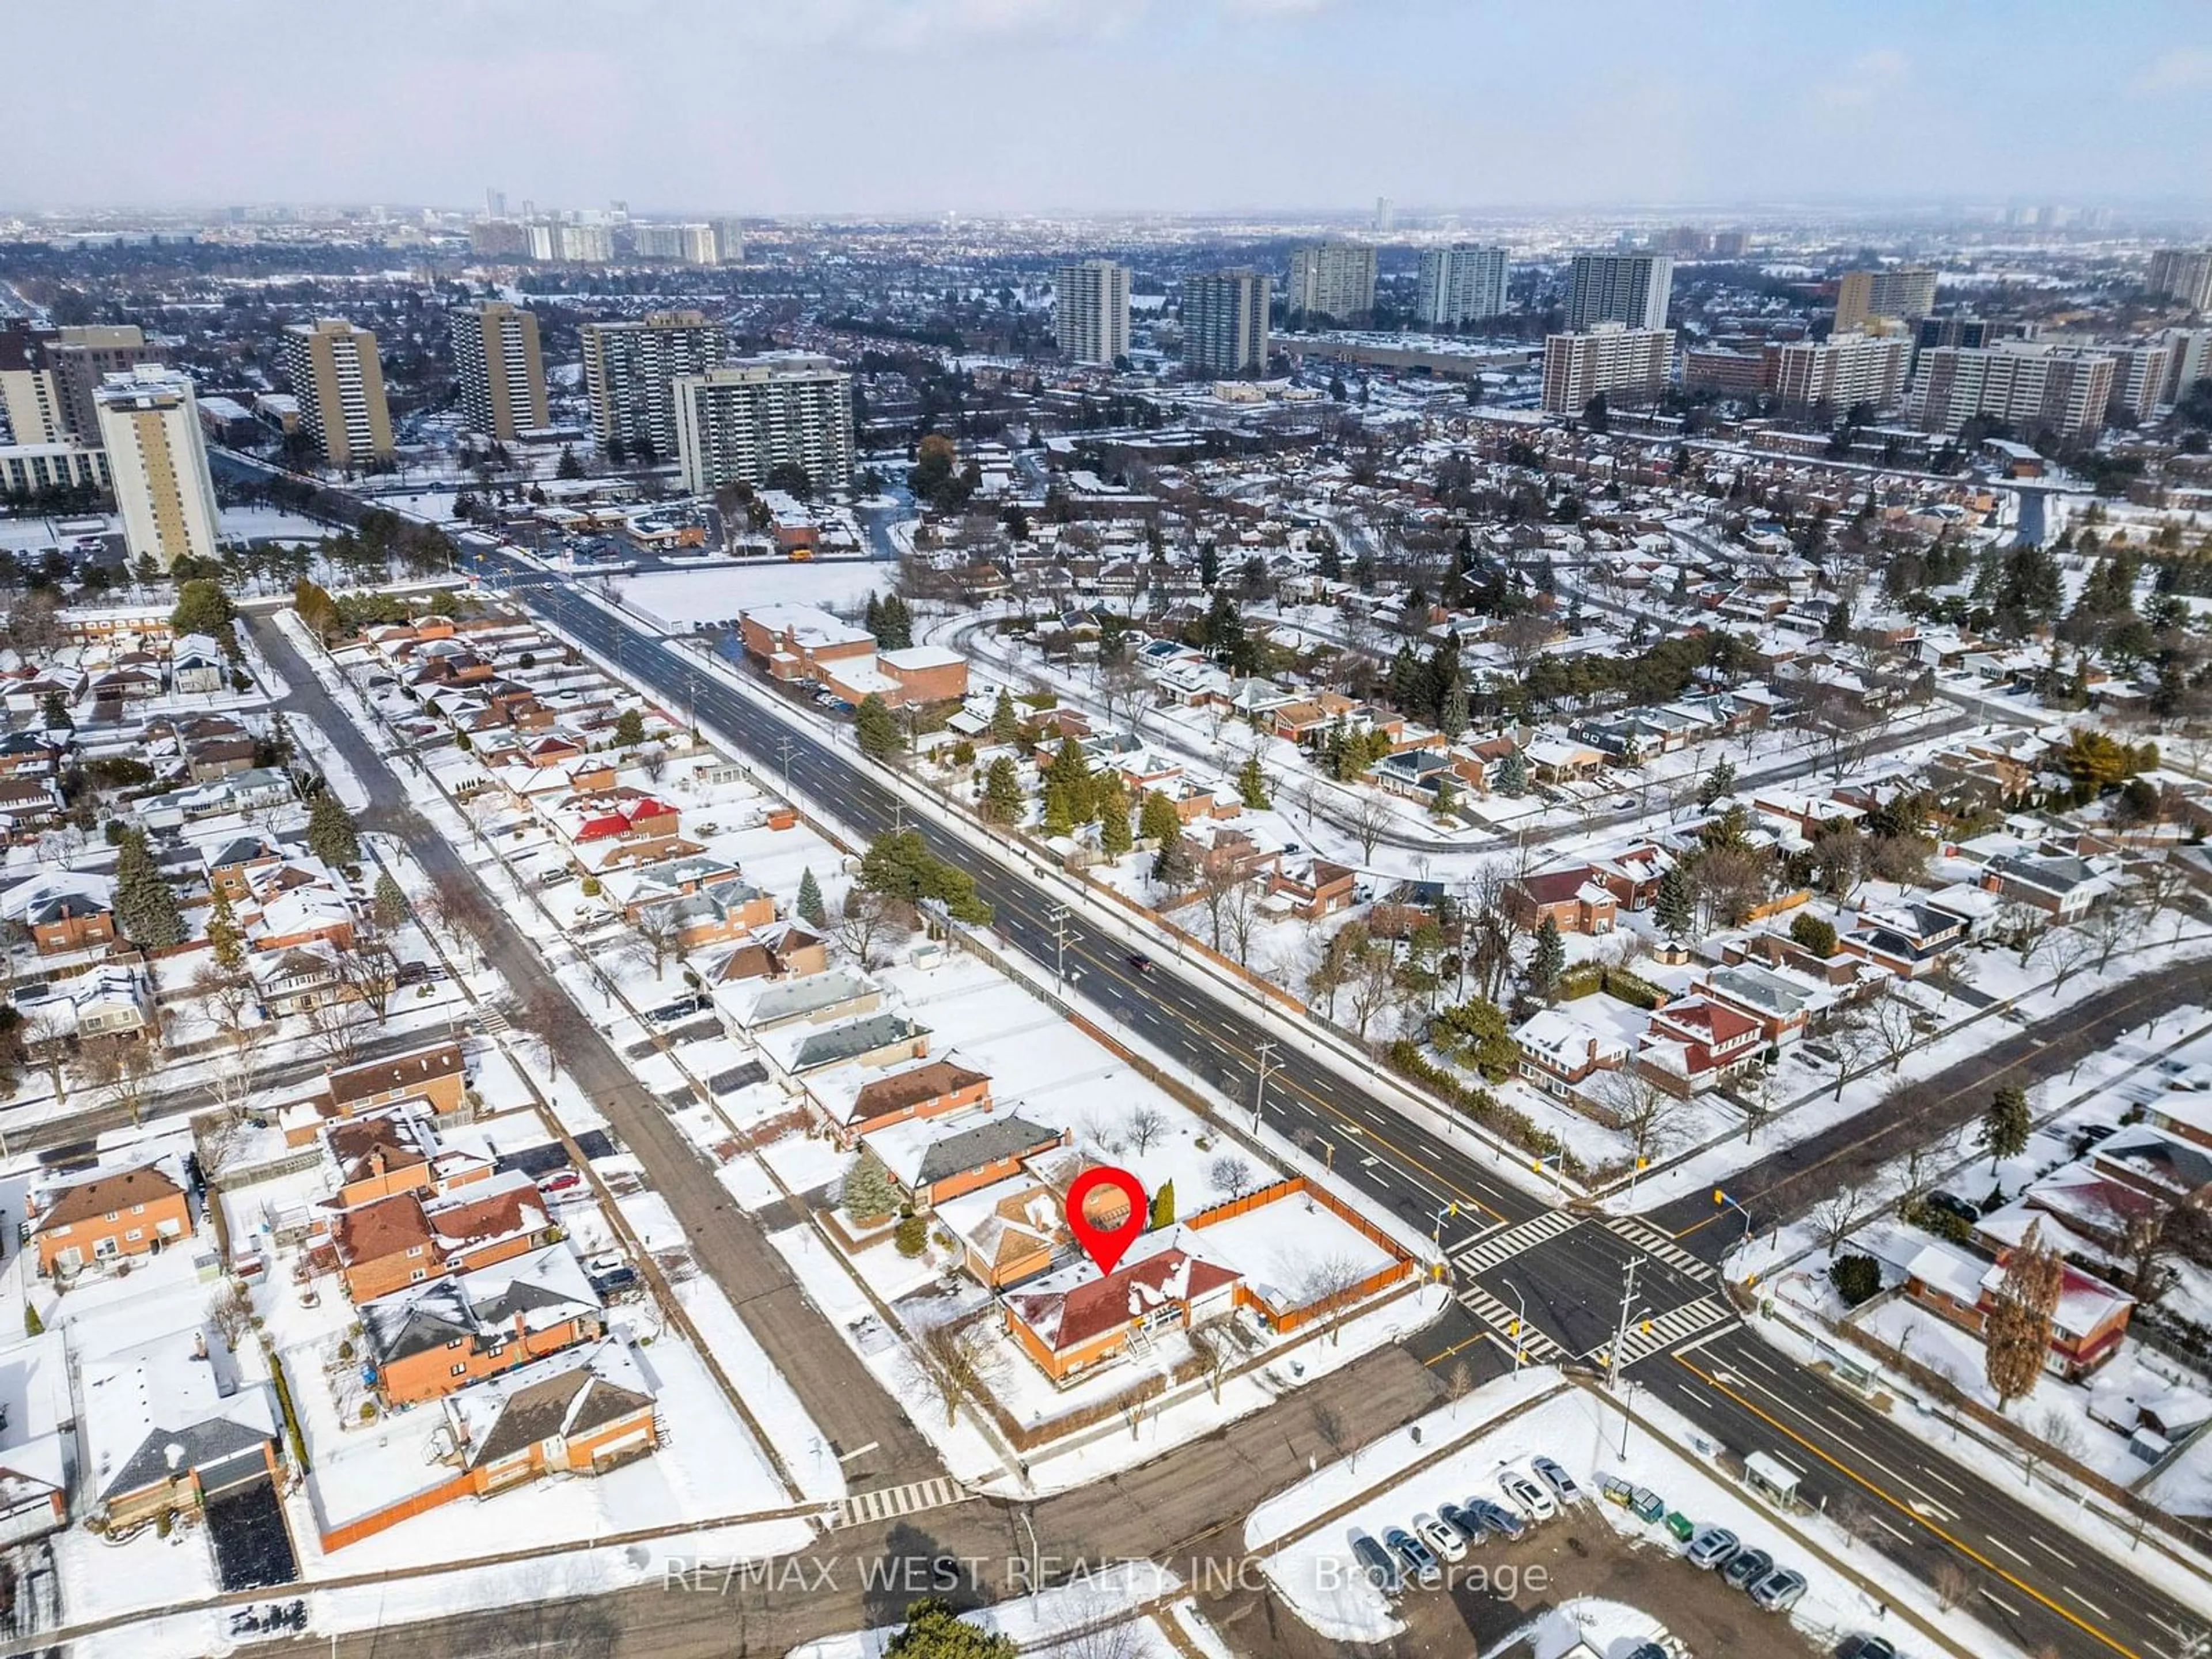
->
<box><xmin>1607</xmin><ymin>1256</ymin><xmax>1642</xmax><ymax>1395</ymax></box>
<box><xmin>777</xmin><ymin>734</ymin><xmax>794</xmax><ymax>793</ymax></box>
<box><xmin>1047</xmin><ymin>905</ymin><xmax>1071</xmax><ymax>987</ymax></box>
<box><xmin>1251</xmin><ymin>1039</ymin><xmax>1278</xmax><ymax>1131</ymax></box>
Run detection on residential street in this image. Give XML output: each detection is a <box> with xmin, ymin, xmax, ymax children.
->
<box><xmin>249</xmin><ymin>614</ymin><xmax>942</xmax><ymax>1488</ymax></box>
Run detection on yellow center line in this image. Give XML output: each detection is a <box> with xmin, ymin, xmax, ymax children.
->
<box><xmin>1671</xmin><ymin>1353</ymin><xmax>2141</xmax><ymax>1659</ymax></box>
<box><xmin>1062</xmin><ymin>939</ymin><xmax>1515</xmax><ymax>1224</ymax></box>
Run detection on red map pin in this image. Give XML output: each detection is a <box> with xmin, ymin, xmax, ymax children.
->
<box><xmin>1065</xmin><ymin>1166</ymin><xmax>1147</xmax><ymax>1277</ymax></box>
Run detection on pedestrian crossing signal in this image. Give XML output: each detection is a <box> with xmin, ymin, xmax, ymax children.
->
<box><xmin>1713</xmin><ymin>1189</ymin><xmax>1725</xmax><ymax>1205</ymax></box>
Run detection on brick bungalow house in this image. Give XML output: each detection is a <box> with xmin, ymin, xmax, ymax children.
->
<box><xmin>442</xmin><ymin>1340</ymin><xmax>659</xmax><ymax>1497</ymax></box>
<box><xmin>21</xmin><ymin>884</ymin><xmax>115</xmax><ymax>956</ymax></box>
<box><xmin>867</xmin><ymin>1107</ymin><xmax>1067</xmax><ymax>1210</ymax></box>
<box><xmin>806</xmin><ymin>1054</ymin><xmax>994</xmax><ymax>1148</ymax></box>
<box><xmin>937</xmin><ymin>1178</ymin><xmax>1068</xmax><ymax>1287</ymax></box>
<box><xmin>29</xmin><ymin>1162</ymin><xmax>192</xmax><ymax>1277</ymax></box>
<box><xmin>358</xmin><ymin>1244</ymin><xmax>604</xmax><ymax>1405</ymax></box>
<box><xmin>1003</xmin><ymin>1229</ymin><xmax>1241</xmax><ymax>1384</ymax></box>
<box><xmin>324</xmin><ymin>1107</ymin><xmax>495</xmax><ymax>1209</ymax></box>
<box><xmin>1901</xmin><ymin>1237</ymin><xmax>2134</xmax><ymax>1380</ymax></box>
<box><xmin>324</xmin><ymin>1171</ymin><xmax>552</xmax><ymax>1302</ymax></box>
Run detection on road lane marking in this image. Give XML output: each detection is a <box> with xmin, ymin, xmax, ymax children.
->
<box><xmin>1671</xmin><ymin>1353</ymin><xmax>2142</xmax><ymax>1659</ymax></box>
<box><xmin>1986</xmin><ymin>1536</ymin><xmax>2031</xmax><ymax>1566</ymax></box>
<box><xmin>2073</xmin><ymin>1591</ymin><xmax>2111</xmax><ymax>1619</ymax></box>
<box><xmin>1982</xmin><ymin>1588</ymin><xmax>2022</xmax><ymax>1619</ymax></box>
<box><xmin>2027</xmin><ymin>1536</ymin><xmax>2073</xmax><ymax>1567</ymax></box>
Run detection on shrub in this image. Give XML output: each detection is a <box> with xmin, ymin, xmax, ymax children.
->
<box><xmin>1829</xmin><ymin>1253</ymin><xmax>1883</xmax><ymax>1306</ymax></box>
<box><xmin>1790</xmin><ymin>912</ymin><xmax>1839</xmax><ymax>958</ymax></box>
<box><xmin>358</xmin><ymin>1400</ymin><xmax>378</xmax><ymax>1423</ymax></box>
<box><xmin>22</xmin><ymin>1306</ymin><xmax>40</xmax><ymax>1338</ymax></box>
<box><xmin>579</xmin><ymin>876</ymin><xmax>603</xmax><ymax>897</ymax></box>
<box><xmin>893</xmin><ymin>1214</ymin><xmax>928</xmax><ymax>1257</ymax></box>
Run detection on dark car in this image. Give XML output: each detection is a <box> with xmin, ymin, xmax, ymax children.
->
<box><xmin>1465</xmin><ymin>1499</ymin><xmax>1525</xmax><ymax>1541</ymax></box>
<box><xmin>1350</xmin><ymin>1534</ymin><xmax>1402</xmax><ymax>1599</ymax></box>
<box><xmin>1437</xmin><ymin>1502</ymin><xmax>1486</xmax><ymax>1547</ymax></box>
<box><xmin>1127</xmin><ymin>953</ymin><xmax>1153</xmax><ymax>974</ymax></box>
<box><xmin>1837</xmin><ymin>1637</ymin><xmax>1896</xmax><ymax>1659</ymax></box>
<box><xmin>1922</xmin><ymin>1190</ymin><xmax>1980</xmax><ymax>1225</ymax></box>
<box><xmin>1723</xmin><ymin>1547</ymin><xmax>1773</xmax><ymax>1590</ymax></box>
<box><xmin>1384</xmin><ymin>1527</ymin><xmax>1441</xmax><ymax>1589</ymax></box>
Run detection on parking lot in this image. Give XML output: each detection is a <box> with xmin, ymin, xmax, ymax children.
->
<box><xmin>1213</xmin><ymin>1505</ymin><xmax>1842</xmax><ymax>1658</ymax></box>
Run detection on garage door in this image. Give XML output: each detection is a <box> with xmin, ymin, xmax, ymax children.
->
<box><xmin>199</xmin><ymin>1446</ymin><xmax>272</xmax><ymax>1497</ymax></box>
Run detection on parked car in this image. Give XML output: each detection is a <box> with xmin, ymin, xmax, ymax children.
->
<box><xmin>1384</xmin><ymin>1527</ymin><xmax>1441</xmax><ymax>1589</ymax></box>
<box><xmin>536</xmin><ymin>1170</ymin><xmax>584</xmax><ymax>1198</ymax></box>
<box><xmin>1464</xmin><ymin>1499</ymin><xmax>1525</xmax><ymax>1541</ymax></box>
<box><xmin>1350</xmin><ymin>1534</ymin><xmax>1402</xmax><ymax>1599</ymax></box>
<box><xmin>1531</xmin><ymin>1457</ymin><xmax>1583</xmax><ymax>1505</ymax></box>
<box><xmin>1498</xmin><ymin>1469</ymin><xmax>1557</xmax><ymax>1522</ymax></box>
<box><xmin>1837</xmin><ymin>1637</ymin><xmax>1896</xmax><ymax>1659</ymax></box>
<box><xmin>1722</xmin><ymin>1547</ymin><xmax>1773</xmax><ymax>1590</ymax></box>
<box><xmin>1922</xmin><ymin>1190</ymin><xmax>1980</xmax><ymax>1225</ymax></box>
<box><xmin>1749</xmin><ymin>1567</ymin><xmax>1806</xmax><ymax>1611</ymax></box>
<box><xmin>537</xmin><ymin>866</ymin><xmax>573</xmax><ymax>887</ymax></box>
<box><xmin>1414</xmin><ymin>1512</ymin><xmax>1465</xmax><ymax>1564</ymax></box>
<box><xmin>1127</xmin><ymin>953</ymin><xmax>1153</xmax><ymax>974</ymax></box>
<box><xmin>1436</xmin><ymin>1503</ymin><xmax>1484</xmax><ymax>1548</ymax></box>
<box><xmin>1685</xmin><ymin>1525</ymin><xmax>1740</xmax><ymax>1569</ymax></box>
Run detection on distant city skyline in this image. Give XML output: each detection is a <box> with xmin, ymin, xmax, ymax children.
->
<box><xmin>10</xmin><ymin>0</ymin><xmax>2212</xmax><ymax>217</ymax></box>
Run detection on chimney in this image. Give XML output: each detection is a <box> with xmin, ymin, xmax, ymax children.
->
<box><xmin>192</xmin><ymin>1331</ymin><xmax>208</xmax><ymax>1360</ymax></box>
<box><xmin>164</xmin><ymin>1441</ymin><xmax>185</xmax><ymax>1474</ymax></box>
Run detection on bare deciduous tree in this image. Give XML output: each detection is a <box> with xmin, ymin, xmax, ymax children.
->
<box><xmin>207</xmin><ymin>1281</ymin><xmax>256</xmax><ymax>1351</ymax></box>
<box><xmin>1811</xmin><ymin>1185</ymin><xmax>1861</xmax><ymax>1252</ymax></box>
<box><xmin>1124</xmin><ymin>1104</ymin><xmax>1167</xmax><ymax>1154</ymax></box>
<box><xmin>835</xmin><ymin>889</ymin><xmax>911</xmax><ymax>970</ymax></box>
<box><xmin>1298</xmin><ymin>1252</ymin><xmax>1369</xmax><ymax>1344</ymax></box>
<box><xmin>2032</xmin><ymin>925</ymin><xmax>2094</xmax><ymax>992</ymax></box>
<box><xmin>903</xmin><ymin>1316</ymin><xmax>1007</xmax><ymax>1427</ymax></box>
<box><xmin>1596</xmin><ymin>1069</ymin><xmax>1680</xmax><ymax>1165</ymax></box>
<box><xmin>1208</xmin><ymin>1154</ymin><xmax>1255</xmax><ymax>1202</ymax></box>
<box><xmin>626</xmin><ymin>902</ymin><xmax>682</xmax><ymax>983</ymax></box>
<box><xmin>301</xmin><ymin>994</ymin><xmax>374</xmax><ymax>1066</ymax></box>
<box><xmin>81</xmin><ymin>1040</ymin><xmax>156</xmax><ymax>1127</ymax></box>
<box><xmin>1349</xmin><ymin>793</ymin><xmax>1392</xmax><ymax>863</ymax></box>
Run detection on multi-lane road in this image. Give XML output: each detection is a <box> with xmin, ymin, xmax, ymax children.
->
<box><xmin>440</xmin><ymin>547</ymin><xmax>2209</xmax><ymax>1658</ymax></box>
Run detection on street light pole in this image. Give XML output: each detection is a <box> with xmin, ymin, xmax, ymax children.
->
<box><xmin>1607</xmin><ymin>1256</ymin><xmax>1643</xmax><ymax>1395</ymax></box>
<box><xmin>1499</xmin><ymin>1277</ymin><xmax>1529</xmax><ymax>1374</ymax></box>
<box><xmin>1252</xmin><ymin>1039</ymin><xmax>1278</xmax><ymax>1131</ymax></box>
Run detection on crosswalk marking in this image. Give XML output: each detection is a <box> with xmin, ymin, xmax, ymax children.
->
<box><xmin>1452</xmin><ymin>1209</ymin><xmax>1580</xmax><ymax>1275</ymax></box>
<box><xmin>1601</xmin><ymin>1215</ymin><xmax>1717</xmax><ymax>1283</ymax></box>
<box><xmin>830</xmin><ymin>1476</ymin><xmax>970</xmax><ymax>1529</ymax></box>
<box><xmin>1585</xmin><ymin>1296</ymin><xmax>1734</xmax><ymax>1372</ymax></box>
<box><xmin>1455</xmin><ymin>1285</ymin><xmax>1567</xmax><ymax>1364</ymax></box>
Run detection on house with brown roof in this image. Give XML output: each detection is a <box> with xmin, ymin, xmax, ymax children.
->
<box><xmin>29</xmin><ymin>1162</ymin><xmax>192</xmax><ymax>1276</ymax></box>
<box><xmin>805</xmin><ymin>1054</ymin><xmax>993</xmax><ymax>1148</ymax></box>
<box><xmin>1267</xmin><ymin>856</ymin><xmax>1355</xmax><ymax>921</ymax></box>
<box><xmin>325</xmin><ymin>1171</ymin><xmax>551</xmax><ymax>1301</ymax></box>
<box><xmin>323</xmin><ymin>1107</ymin><xmax>494</xmax><ymax>1209</ymax></box>
<box><xmin>937</xmin><ymin>1178</ymin><xmax>1068</xmax><ymax>1287</ymax></box>
<box><xmin>1003</xmin><ymin>1228</ymin><xmax>1241</xmax><ymax>1383</ymax></box>
<box><xmin>445</xmin><ymin>1340</ymin><xmax>658</xmax><ymax>1495</ymax></box>
<box><xmin>1505</xmin><ymin>865</ymin><xmax>1619</xmax><ymax>935</ymax></box>
<box><xmin>299</xmin><ymin>1042</ymin><xmax>467</xmax><ymax>1146</ymax></box>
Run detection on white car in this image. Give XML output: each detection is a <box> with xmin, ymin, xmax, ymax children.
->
<box><xmin>1498</xmin><ymin>1468</ymin><xmax>1557</xmax><ymax>1522</ymax></box>
<box><xmin>1413</xmin><ymin>1511</ymin><xmax>1466</xmax><ymax>1564</ymax></box>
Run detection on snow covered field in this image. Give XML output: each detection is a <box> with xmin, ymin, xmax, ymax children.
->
<box><xmin>610</xmin><ymin>563</ymin><xmax>891</xmax><ymax>630</ymax></box>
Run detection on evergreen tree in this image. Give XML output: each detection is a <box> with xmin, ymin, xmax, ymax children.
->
<box><xmin>841</xmin><ymin>1150</ymin><xmax>897</xmax><ymax>1222</ymax></box>
<box><xmin>1698</xmin><ymin>758</ymin><xmax>1737</xmax><ymax>809</ymax></box>
<box><xmin>876</xmin><ymin>595</ymin><xmax>914</xmax><ymax>650</ymax></box>
<box><xmin>981</xmin><ymin>756</ymin><xmax>1025</xmax><ymax>825</ymax></box>
<box><xmin>1039</xmin><ymin>782</ymin><xmax>1074</xmax><ymax>836</ymax></box>
<box><xmin>373</xmin><ymin>871</ymin><xmax>410</xmax><ymax>931</ymax></box>
<box><xmin>1235</xmin><ymin>753</ymin><xmax>1270</xmax><ymax>809</ymax></box>
<box><xmin>556</xmin><ymin>446</ymin><xmax>585</xmax><ymax>479</ymax></box>
<box><xmin>612</xmin><ymin>707</ymin><xmax>646</xmax><ymax>748</ymax></box>
<box><xmin>854</xmin><ymin>694</ymin><xmax>903</xmax><ymax>761</ymax></box>
<box><xmin>1199</xmin><ymin>544</ymin><xmax>1220</xmax><ymax>588</ymax></box>
<box><xmin>1529</xmin><ymin>914</ymin><xmax>1566</xmax><ymax>1001</ymax></box>
<box><xmin>306</xmin><ymin>791</ymin><xmax>361</xmax><ymax>867</ymax></box>
<box><xmin>796</xmin><ymin>868</ymin><xmax>827</xmax><ymax>928</ymax></box>
<box><xmin>38</xmin><ymin>690</ymin><xmax>70</xmax><ymax>730</ymax></box>
<box><xmin>170</xmin><ymin>578</ymin><xmax>236</xmax><ymax>648</ymax></box>
<box><xmin>1149</xmin><ymin>1181</ymin><xmax>1176</xmax><ymax>1229</ymax></box>
<box><xmin>1439</xmin><ymin>680</ymin><xmax>1469</xmax><ymax>741</ymax></box>
<box><xmin>1654</xmin><ymin>865</ymin><xmax>1695</xmax><ymax>938</ymax></box>
<box><xmin>1980</xmin><ymin>1084</ymin><xmax>2031</xmax><ymax>1172</ymax></box>
<box><xmin>1046</xmin><ymin>737</ymin><xmax>1095</xmax><ymax>821</ymax></box>
<box><xmin>988</xmin><ymin>689</ymin><xmax>1022</xmax><ymax>745</ymax></box>
<box><xmin>1316</xmin><ymin>539</ymin><xmax>1343</xmax><ymax>582</ymax></box>
<box><xmin>864</xmin><ymin>594</ymin><xmax>883</xmax><ymax>637</ymax></box>
<box><xmin>1138</xmin><ymin>790</ymin><xmax>1182</xmax><ymax>848</ymax></box>
<box><xmin>113</xmin><ymin>830</ymin><xmax>186</xmax><ymax>949</ymax></box>
<box><xmin>206</xmin><ymin>888</ymin><xmax>244</xmax><ymax>971</ymax></box>
<box><xmin>1497</xmin><ymin>749</ymin><xmax>1528</xmax><ymax>797</ymax></box>
<box><xmin>1097</xmin><ymin>781</ymin><xmax>1133</xmax><ymax>856</ymax></box>
<box><xmin>884</xmin><ymin>1599</ymin><xmax>1018</xmax><ymax>1659</ymax></box>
